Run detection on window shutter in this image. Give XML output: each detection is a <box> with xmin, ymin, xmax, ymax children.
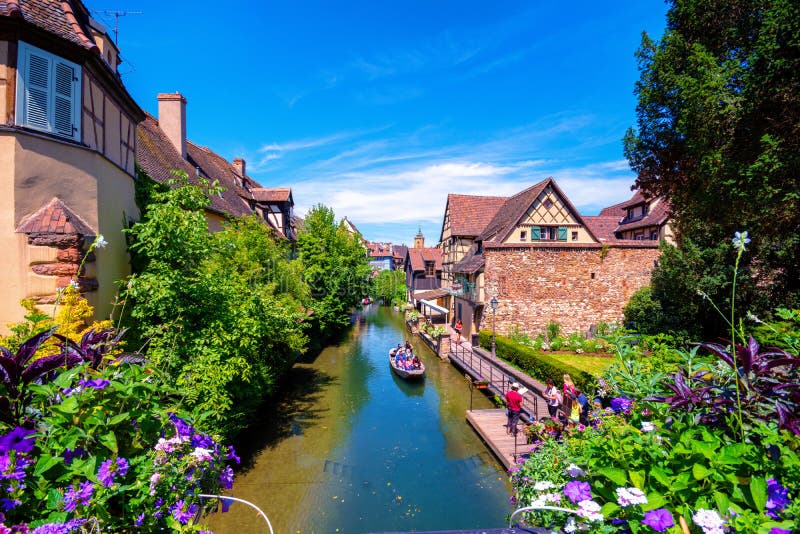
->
<box><xmin>23</xmin><ymin>50</ymin><xmax>52</xmax><ymax>131</ymax></box>
<box><xmin>53</xmin><ymin>60</ymin><xmax>78</xmax><ymax>139</ymax></box>
<box><xmin>16</xmin><ymin>42</ymin><xmax>80</xmax><ymax>140</ymax></box>
<box><xmin>558</xmin><ymin>226</ymin><xmax>567</xmax><ymax>241</ymax></box>
<box><xmin>531</xmin><ymin>226</ymin><xmax>541</xmax><ymax>240</ymax></box>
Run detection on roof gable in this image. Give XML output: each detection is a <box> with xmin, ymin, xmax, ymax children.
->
<box><xmin>16</xmin><ymin>197</ymin><xmax>94</xmax><ymax>235</ymax></box>
<box><xmin>405</xmin><ymin>248</ymin><xmax>443</xmax><ymax>272</ymax></box>
<box><xmin>479</xmin><ymin>178</ymin><xmax>600</xmax><ymax>243</ymax></box>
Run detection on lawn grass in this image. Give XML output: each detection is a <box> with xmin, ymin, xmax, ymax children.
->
<box><xmin>544</xmin><ymin>352</ymin><xmax>614</xmax><ymax>377</ymax></box>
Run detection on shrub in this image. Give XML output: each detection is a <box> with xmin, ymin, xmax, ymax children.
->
<box><xmin>479</xmin><ymin>330</ymin><xmax>595</xmax><ymax>393</ymax></box>
<box><xmin>549</xmin><ymin>337</ymin><xmax>564</xmax><ymax>351</ymax></box>
<box><xmin>546</xmin><ymin>321</ymin><xmax>561</xmax><ymax>341</ymax></box>
<box><xmin>623</xmin><ymin>286</ymin><xmax>663</xmax><ymax>334</ymax></box>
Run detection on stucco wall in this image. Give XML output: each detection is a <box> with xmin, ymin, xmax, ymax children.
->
<box><xmin>0</xmin><ymin>132</ymin><xmax>138</xmax><ymax>331</ymax></box>
<box><xmin>0</xmin><ymin>40</ymin><xmax>9</xmax><ymax>124</ymax></box>
<box><xmin>481</xmin><ymin>245</ymin><xmax>661</xmax><ymax>335</ymax></box>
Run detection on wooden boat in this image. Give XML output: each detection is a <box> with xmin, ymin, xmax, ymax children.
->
<box><xmin>388</xmin><ymin>348</ymin><xmax>425</xmax><ymax>379</ymax></box>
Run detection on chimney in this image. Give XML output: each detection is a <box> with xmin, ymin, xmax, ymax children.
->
<box><xmin>232</xmin><ymin>158</ymin><xmax>246</xmax><ymax>178</ymax></box>
<box><xmin>157</xmin><ymin>92</ymin><xmax>187</xmax><ymax>158</ymax></box>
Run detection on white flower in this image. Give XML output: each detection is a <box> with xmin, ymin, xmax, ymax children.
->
<box><xmin>534</xmin><ymin>481</ymin><xmax>556</xmax><ymax>491</ymax></box>
<box><xmin>530</xmin><ymin>495</ymin><xmax>546</xmax><ymax>507</ymax></box>
<box><xmin>544</xmin><ymin>492</ymin><xmax>562</xmax><ymax>504</ymax></box>
<box><xmin>563</xmin><ymin>517</ymin><xmax>577</xmax><ymax>533</ymax></box>
<box><xmin>641</xmin><ymin>421</ymin><xmax>655</xmax><ymax>432</ymax></box>
<box><xmin>576</xmin><ymin>500</ymin><xmax>604</xmax><ymax>522</ymax></box>
<box><xmin>616</xmin><ymin>486</ymin><xmax>648</xmax><ymax>507</ymax></box>
<box><xmin>190</xmin><ymin>447</ymin><xmax>213</xmax><ymax>462</ymax></box>
<box><xmin>68</xmin><ymin>280</ymin><xmax>80</xmax><ymax>291</ymax></box>
<box><xmin>746</xmin><ymin>311</ymin><xmax>763</xmax><ymax>324</ymax></box>
<box><xmin>94</xmin><ymin>234</ymin><xmax>109</xmax><ymax>249</ymax></box>
<box><xmin>566</xmin><ymin>463</ymin><xmax>585</xmax><ymax>478</ymax></box>
<box><xmin>693</xmin><ymin>509</ymin><xmax>726</xmax><ymax>534</ymax></box>
<box><xmin>732</xmin><ymin>231</ymin><xmax>751</xmax><ymax>251</ymax></box>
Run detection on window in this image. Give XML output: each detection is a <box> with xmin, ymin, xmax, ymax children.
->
<box><xmin>16</xmin><ymin>42</ymin><xmax>81</xmax><ymax>141</ymax></box>
<box><xmin>520</xmin><ymin>230</ymin><xmax>527</xmax><ymax>241</ymax></box>
<box><xmin>642</xmin><ymin>203</ymin><xmax>649</xmax><ymax>216</ymax></box>
<box><xmin>650</xmin><ymin>231</ymin><xmax>659</xmax><ymax>240</ymax></box>
<box><xmin>534</xmin><ymin>226</ymin><xmax>568</xmax><ymax>241</ymax></box>
<box><xmin>571</xmin><ymin>231</ymin><xmax>578</xmax><ymax>241</ymax></box>
<box><xmin>424</xmin><ymin>261</ymin><xmax>435</xmax><ymax>277</ymax></box>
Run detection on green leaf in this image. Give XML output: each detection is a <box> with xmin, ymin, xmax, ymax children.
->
<box><xmin>46</xmin><ymin>488</ymin><xmax>63</xmax><ymax>511</ymax></box>
<box><xmin>628</xmin><ymin>470</ymin><xmax>646</xmax><ymax>489</ymax></box>
<box><xmin>749</xmin><ymin>476</ymin><xmax>767</xmax><ymax>512</ymax></box>
<box><xmin>108</xmin><ymin>412</ymin><xmax>130</xmax><ymax>425</ymax></box>
<box><xmin>98</xmin><ymin>431</ymin><xmax>118</xmax><ymax>454</ymax></box>
<box><xmin>713</xmin><ymin>492</ymin><xmax>730</xmax><ymax>514</ymax></box>
<box><xmin>692</xmin><ymin>463</ymin><xmax>711</xmax><ymax>480</ymax></box>
<box><xmin>52</xmin><ymin>396</ymin><xmax>79</xmax><ymax>415</ymax></box>
<box><xmin>600</xmin><ymin>501</ymin><xmax>620</xmax><ymax>517</ymax></box>
<box><xmin>649</xmin><ymin>466</ymin><xmax>672</xmax><ymax>488</ymax></box>
<box><xmin>34</xmin><ymin>454</ymin><xmax>62</xmax><ymax>476</ymax></box>
<box><xmin>597</xmin><ymin>467</ymin><xmax>628</xmax><ymax>486</ymax></box>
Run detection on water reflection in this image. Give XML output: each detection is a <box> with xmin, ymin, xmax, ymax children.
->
<box><xmin>206</xmin><ymin>306</ymin><xmax>511</xmax><ymax>533</ymax></box>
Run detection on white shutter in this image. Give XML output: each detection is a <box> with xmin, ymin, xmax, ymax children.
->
<box><xmin>53</xmin><ymin>60</ymin><xmax>78</xmax><ymax>138</ymax></box>
<box><xmin>22</xmin><ymin>49</ymin><xmax>52</xmax><ymax>131</ymax></box>
<box><xmin>16</xmin><ymin>42</ymin><xmax>81</xmax><ymax>141</ymax></box>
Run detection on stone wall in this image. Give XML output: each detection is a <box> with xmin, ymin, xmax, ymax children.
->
<box><xmin>482</xmin><ymin>245</ymin><xmax>661</xmax><ymax>336</ymax></box>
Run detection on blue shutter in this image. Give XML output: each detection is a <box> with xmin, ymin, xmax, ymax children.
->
<box><xmin>558</xmin><ymin>227</ymin><xmax>567</xmax><ymax>241</ymax></box>
<box><xmin>531</xmin><ymin>226</ymin><xmax>541</xmax><ymax>240</ymax></box>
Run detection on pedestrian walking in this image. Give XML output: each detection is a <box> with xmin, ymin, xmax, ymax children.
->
<box><xmin>505</xmin><ymin>382</ymin><xmax>524</xmax><ymax>436</ymax></box>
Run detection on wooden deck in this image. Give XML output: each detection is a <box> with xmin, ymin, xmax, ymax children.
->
<box><xmin>465</xmin><ymin>409</ymin><xmax>531</xmax><ymax>470</ymax></box>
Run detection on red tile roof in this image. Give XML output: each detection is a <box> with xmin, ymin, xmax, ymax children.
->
<box><xmin>583</xmin><ymin>216</ymin><xmax>621</xmax><ymax>242</ymax></box>
<box><xmin>251</xmin><ymin>188</ymin><xmax>292</xmax><ymax>203</ymax></box>
<box><xmin>614</xmin><ymin>199</ymin><xmax>670</xmax><ymax>233</ymax></box>
<box><xmin>443</xmin><ymin>194</ymin><xmax>508</xmax><ymax>238</ymax></box>
<box><xmin>16</xmin><ymin>197</ymin><xmax>94</xmax><ymax>235</ymax></box>
<box><xmin>453</xmin><ymin>246</ymin><xmax>485</xmax><ymax>274</ymax></box>
<box><xmin>1</xmin><ymin>0</ymin><xmax>97</xmax><ymax>51</ymax></box>
<box><xmin>406</xmin><ymin>248</ymin><xmax>443</xmax><ymax>272</ymax></box>
<box><xmin>136</xmin><ymin>114</ymin><xmax>254</xmax><ymax>219</ymax></box>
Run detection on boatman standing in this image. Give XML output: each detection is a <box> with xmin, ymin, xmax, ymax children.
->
<box><xmin>505</xmin><ymin>383</ymin><xmax>524</xmax><ymax>436</ymax></box>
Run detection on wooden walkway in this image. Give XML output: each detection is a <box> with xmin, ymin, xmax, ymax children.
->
<box><xmin>465</xmin><ymin>409</ymin><xmax>532</xmax><ymax>470</ymax></box>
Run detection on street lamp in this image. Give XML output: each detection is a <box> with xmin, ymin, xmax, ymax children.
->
<box><xmin>489</xmin><ymin>296</ymin><xmax>498</xmax><ymax>358</ymax></box>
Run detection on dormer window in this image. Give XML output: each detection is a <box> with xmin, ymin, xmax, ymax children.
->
<box><xmin>642</xmin><ymin>203</ymin><xmax>649</xmax><ymax>216</ymax></box>
<box><xmin>15</xmin><ymin>42</ymin><xmax>81</xmax><ymax>141</ymax></box>
<box><xmin>425</xmin><ymin>261</ymin><xmax>435</xmax><ymax>277</ymax></box>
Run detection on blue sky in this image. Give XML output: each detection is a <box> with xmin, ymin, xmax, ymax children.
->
<box><xmin>100</xmin><ymin>1</ymin><xmax>667</xmax><ymax>245</ymax></box>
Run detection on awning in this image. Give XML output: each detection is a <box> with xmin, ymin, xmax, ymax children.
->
<box><xmin>415</xmin><ymin>288</ymin><xmax>449</xmax><ymax>300</ymax></box>
<box><xmin>419</xmin><ymin>299</ymin><xmax>448</xmax><ymax>315</ymax></box>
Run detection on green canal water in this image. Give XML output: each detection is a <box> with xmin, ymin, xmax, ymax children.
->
<box><xmin>206</xmin><ymin>305</ymin><xmax>512</xmax><ymax>533</ymax></box>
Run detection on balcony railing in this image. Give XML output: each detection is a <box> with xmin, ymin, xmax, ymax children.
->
<box><xmin>449</xmin><ymin>282</ymin><xmax>483</xmax><ymax>303</ymax></box>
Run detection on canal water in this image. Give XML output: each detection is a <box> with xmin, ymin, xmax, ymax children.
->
<box><xmin>206</xmin><ymin>305</ymin><xmax>512</xmax><ymax>533</ymax></box>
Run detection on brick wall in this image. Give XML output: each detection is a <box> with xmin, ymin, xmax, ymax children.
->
<box><xmin>482</xmin><ymin>245</ymin><xmax>661</xmax><ymax>335</ymax></box>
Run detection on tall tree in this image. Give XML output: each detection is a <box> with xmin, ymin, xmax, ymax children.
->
<box><xmin>624</xmin><ymin>0</ymin><xmax>800</xmax><ymax>324</ymax></box>
<box><xmin>296</xmin><ymin>205</ymin><xmax>371</xmax><ymax>336</ymax></box>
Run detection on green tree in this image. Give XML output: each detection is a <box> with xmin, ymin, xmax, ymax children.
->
<box><xmin>296</xmin><ymin>205</ymin><xmax>371</xmax><ymax>337</ymax></box>
<box><xmin>369</xmin><ymin>269</ymin><xmax>406</xmax><ymax>305</ymax></box>
<box><xmin>123</xmin><ymin>172</ymin><xmax>308</xmax><ymax>437</ymax></box>
<box><xmin>624</xmin><ymin>0</ymin><xmax>800</xmax><ymax>330</ymax></box>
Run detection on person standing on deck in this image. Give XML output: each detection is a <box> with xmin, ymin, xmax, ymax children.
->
<box><xmin>454</xmin><ymin>319</ymin><xmax>463</xmax><ymax>341</ymax></box>
<box><xmin>543</xmin><ymin>378</ymin><xmax>562</xmax><ymax>419</ymax></box>
<box><xmin>505</xmin><ymin>383</ymin><xmax>524</xmax><ymax>436</ymax></box>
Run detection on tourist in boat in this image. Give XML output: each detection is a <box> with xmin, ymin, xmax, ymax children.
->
<box><xmin>395</xmin><ymin>350</ymin><xmax>406</xmax><ymax>366</ymax></box>
<box><xmin>412</xmin><ymin>355</ymin><xmax>421</xmax><ymax>369</ymax></box>
<box><xmin>505</xmin><ymin>382</ymin><xmax>524</xmax><ymax>436</ymax></box>
<box><xmin>543</xmin><ymin>378</ymin><xmax>562</xmax><ymax>419</ymax></box>
<box><xmin>404</xmin><ymin>340</ymin><xmax>412</xmax><ymax>351</ymax></box>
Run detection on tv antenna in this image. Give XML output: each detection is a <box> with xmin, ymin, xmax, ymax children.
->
<box><xmin>92</xmin><ymin>10</ymin><xmax>143</xmax><ymax>45</ymax></box>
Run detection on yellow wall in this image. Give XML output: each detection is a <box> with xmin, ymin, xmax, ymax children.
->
<box><xmin>0</xmin><ymin>132</ymin><xmax>138</xmax><ymax>331</ymax></box>
<box><xmin>0</xmin><ymin>40</ymin><xmax>9</xmax><ymax>124</ymax></box>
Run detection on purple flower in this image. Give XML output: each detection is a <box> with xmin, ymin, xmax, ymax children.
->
<box><xmin>0</xmin><ymin>498</ymin><xmax>21</xmax><ymax>511</ymax></box>
<box><xmin>97</xmin><ymin>457</ymin><xmax>129</xmax><ymax>487</ymax></box>
<box><xmin>78</xmin><ymin>379</ymin><xmax>110</xmax><ymax>390</ymax></box>
<box><xmin>769</xmin><ymin>529</ymin><xmax>790</xmax><ymax>534</ymax></box>
<box><xmin>30</xmin><ymin>519</ymin><xmax>86</xmax><ymax>534</ymax></box>
<box><xmin>63</xmin><ymin>481</ymin><xmax>93</xmax><ymax>511</ymax></box>
<box><xmin>227</xmin><ymin>445</ymin><xmax>241</xmax><ymax>465</ymax></box>
<box><xmin>135</xmin><ymin>513</ymin><xmax>145</xmax><ymax>527</ymax></box>
<box><xmin>220</xmin><ymin>466</ymin><xmax>234</xmax><ymax>489</ymax></box>
<box><xmin>610</xmin><ymin>397</ymin><xmax>633</xmax><ymax>414</ymax></box>
<box><xmin>641</xmin><ymin>509</ymin><xmax>674</xmax><ymax>532</ymax></box>
<box><xmin>222</xmin><ymin>497</ymin><xmax>234</xmax><ymax>513</ymax></box>
<box><xmin>170</xmin><ymin>500</ymin><xmax>199</xmax><ymax>525</ymax></box>
<box><xmin>168</xmin><ymin>413</ymin><xmax>193</xmax><ymax>438</ymax></box>
<box><xmin>563</xmin><ymin>480</ymin><xmax>591</xmax><ymax>504</ymax></box>
<box><xmin>62</xmin><ymin>448</ymin><xmax>86</xmax><ymax>466</ymax></box>
<box><xmin>766</xmin><ymin>478</ymin><xmax>791</xmax><ymax>519</ymax></box>
<box><xmin>0</xmin><ymin>427</ymin><xmax>36</xmax><ymax>454</ymax></box>
<box><xmin>191</xmin><ymin>433</ymin><xmax>214</xmax><ymax>449</ymax></box>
